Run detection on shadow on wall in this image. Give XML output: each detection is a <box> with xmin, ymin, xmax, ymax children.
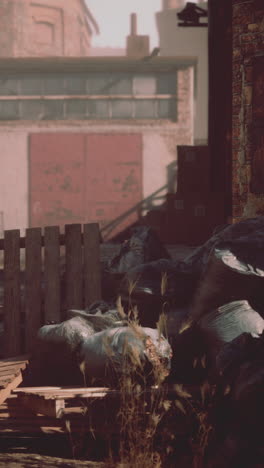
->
<box><xmin>101</xmin><ymin>160</ymin><xmax>177</xmax><ymax>242</ymax></box>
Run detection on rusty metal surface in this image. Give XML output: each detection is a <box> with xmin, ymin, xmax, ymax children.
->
<box><xmin>86</xmin><ymin>133</ymin><xmax>142</xmax><ymax>239</ymax></box>
<box><xmin>29</xmin><ymin>133</ymin><xmax>142</xmax><ymax>238</ymax></box>
<box><xmin>30</xmin><ymin>133</ymin><xmax>85</xmax><ymax>227</ymax></box>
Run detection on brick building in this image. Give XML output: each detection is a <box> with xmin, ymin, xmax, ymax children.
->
<box><xmin>157</xmin><ymin>0</ymin><xmax>264</xmax><ymax>243</ymax></box>
<box><xmin>0</xmin><ymin>4</ymin><xmax>195</xmax><ymax>240</ymax></box>
<box><xmin>0</xmin><ymin>0</ymin><xmax>99</xmax><ymax>57</ymax></box>
<box><xmin>0</xmin><ymin>56</ymin><xmax>194</xmax><ymax>240</ymax></box>
<box><xmin>209</xmin><ymin>0</ymin><xmax>264</xmax><ymax>224</ymax></box>
<box><xmin>231</xmin><ymin>0</ymin><xmax>264</xmax><ymax>221</ymax></box>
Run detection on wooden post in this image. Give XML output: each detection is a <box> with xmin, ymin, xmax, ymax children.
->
<box><xmin>208</xmin><ymin>0</ymin><xmax>232</xmax><ymax>218</ymax></box>
<box><xmin>3</xmin><ymin>230</ymin><xmax>21</xmax><ymax>357</ymax></box>
<box><xmin>65</xmin><ymin>224</ymin><xmax>83</xmax><ymax>312</ymax></box>
<box><xmin>44</xmin><ymin>226</ymin><xmax>61</xmax><ymax>323</ymax></box>
<box><xmin>83</xmin><ymin>223</ymin><xmax>102</xmax><ymax>308</ymax></box>
<box><xmin>25</xmin><ymin>228</ymin><xmax>42</xmax><ymax>353</ymax></box>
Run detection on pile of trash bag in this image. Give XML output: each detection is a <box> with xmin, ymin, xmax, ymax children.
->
<box><xmin>26</xmin><ymin>219</ymin><xmax>264</xmax><ymax>466</ymax></box>
<box><xmin>26</xmin><ymin>300</ymin><xmax>172</xmax><ymax>387</ymax></box>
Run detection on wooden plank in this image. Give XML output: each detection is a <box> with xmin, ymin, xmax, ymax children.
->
<box><xmin>25</xmin><ymin>228</ymin><xmax>42</xmax><ymax>353</ymax></box>
<box><xmin>14</xmin><ymin>388</ymin><xmax>115</xmax><ymax>400</ymax></box>
<box><xmin>15</xmin><ymin>386</ymin><xmax>110</xmax><ymax>393</ymax></box>
<box><xmin>0</xmin><ymin>368</ymin><xmax>25</xmax><ymax>377</ymax></box>
<box><xmin>83</xmin><ymin>223</ymin><xmax>102</xmax><ymax>307</ymax></box>
<box><xmin>0</xmin><ymin>362</ymin><xmax>28</xmax><ymax>371</ymax></box>
<box><xmin>44</xmin><ymin>226</ymin><xmax>61</xmax><ymax>323</ymax></box>
<box><xmin>65</xmin><ymin>224</ymin><xmax>83</xmax><ymax>312</ymax></box>
<box><xmin>0</xmin><ymin>231</ymin><xmax>97</xmax><ymax>250</ymax></box>
<box><xmin>0</xmin><ymin>422</ymin><xmax>65</xmax><ymax>434</ymax></box>
<box><xmin>18</xmin><ymin>394</ymin><xmax>65</xmax><ymax>418</ymax></box>
<box><xmin>0</xmin><ymin>233</ymin><xmax>65</xmax><ymax>251</ymax></box>
<box><xmin>0</xmin><ymin>354</ymin><xmax>30</xmax><ymax>364</ymax></box>
<box><xmin>3</xmin><ymin>230</ymin><xmax>21</xmax><ymax>357</ymax></box>
<box><xmin>0</xmin><ymin>372</ymin><xmax>23</xmax><ymax>405</ymax></box>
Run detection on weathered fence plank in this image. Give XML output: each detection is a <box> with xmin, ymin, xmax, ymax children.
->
<box><xmin>44</xmin><ymin>226</ymin><xmax>61</xmax><ymax>323</ymax></box>
<box><xmin>65</xmin><ymin>224</ymin><xmax>83</xmax><ymax>312</ymax></box>
<box><xmin>1</xmin><ymin>223</ymin><xmax>101</xmax><ymax>357</ymax></box>
<box><xmin>3</xmin><ymin>230</ymin><xmax>21</xmax><ymax>357</ymax></box>
<box><xmin>25</xmin><ymin>228</ymin><xmax>42</xmax><ymax>353</ymax></box>
<box><xmin>83</xmin><ymin>223</ymin><xmax>102</xmax><ymax>307</ymax></box>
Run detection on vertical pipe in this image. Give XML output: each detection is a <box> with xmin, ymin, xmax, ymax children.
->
<box><xmin>130</xmin><ymin>13</ymin><xmax>137</xmax><ymax>36</ymax></box>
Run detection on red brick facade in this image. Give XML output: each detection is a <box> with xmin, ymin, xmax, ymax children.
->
<box><xmin>232</xmin><ymin>0</ymin><xmax>264</xmax><ymax>221</ymax></box>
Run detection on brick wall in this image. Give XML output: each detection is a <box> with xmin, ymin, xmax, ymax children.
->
<box><xmin>0</xmin><ymin>0</ymin><xmax>96</xmax><ymax>57</ymax></box>
<box><xmin>232</xmin><ymin>0</ymin><xmax>264</xmax><ymax>221</ymax></box>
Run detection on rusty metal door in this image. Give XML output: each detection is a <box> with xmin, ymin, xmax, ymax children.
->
<box><xmin>30</xmin><ymin>133</ymin><xmax>85</xmax><ymax>227</ymax></box>
<box><xmin>85</xmin><ymin>134</ymin><xmax>142</xmax><ymax>239</ymax></box>
<box><xmin>29</xmin><ymin>133</ymin><xmax>142</xmax><ymax>238</ymax></box>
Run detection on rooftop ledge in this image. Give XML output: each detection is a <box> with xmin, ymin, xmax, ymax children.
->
<box><xmin>0</xmin><ymin>56</ymin><xmax>197</xmax><ymax>74</ymax></box>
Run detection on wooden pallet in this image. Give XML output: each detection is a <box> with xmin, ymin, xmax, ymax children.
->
<box><xmin>0</xmin><ymin>355</ymin><xmax>29</xmax><ymax>405</ymax></box>
<box><xmin>14</xmin><ymin>386</ymin><xmax>118</xmax><ymax>419</ymax></box>
<box><xmin>0</xmin><ymin>397</ymin><xmax>65</xmax><ymax>434</ymax></box>
<box><xmin>0</xmin><ymin>387</ymin><xmax>116</xmax><ymax>435</ymax></box>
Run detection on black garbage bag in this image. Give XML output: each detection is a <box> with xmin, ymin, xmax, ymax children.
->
<box><xmin>167</xmin><ymin>300</ymin><xmax>264</xmax><ymax>385</ymax></box>
<box><xmin>197</xmin><ymin>300</ymin><xmax>264</xmax><ymax>369</ymax></box>
<box><xmin>167</xmin><ymin>322</ymin><xmax>209</xmax><ymax>384</ymax></box>
<box><xmin>182</xmin><ymin>215</ymin><xmax>264</xmax><ymax>276</ymax></box>
<box><xmin>216</xmin><ymin>332</ymin><xmax>264</xmax><ymax>430</ymax></box>
<box><xmin>102</xmin><ymin>226</ymin><xmax>170</xmax><ymax>301</ymax></box>
<box><xmin>118</xmin><ymin>258</ymin><xmax>199</xmax><ymax>327</ymax></box>
<box><xmin>25</xmin><ymin>316</ymin><xmax>100</xmax><ymax>386</ymax></box>
<box><xmin>78</xmin><ymin>325</ymin><xmax>172</xmax><ymax>387</ymax></box>
<box><xmin>108</xmin><ymin>225</ymin><xmax>170</xmax><ymax>274</ymax></box>
<box><xmin>68</xmin><ymin>300</ymin><xmax>126</xmax><ymax>329</ymax></box>
<box><xmin>190</xmin><ymin>237</ymin><xmax>264</xmax><ymax>323</ymax></box>
<box><xmin>199</xmin><ymin>300</ymin><xmax>264</xmax><ymax>342</ymax></box>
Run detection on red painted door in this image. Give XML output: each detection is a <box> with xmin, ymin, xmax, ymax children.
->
<box><xmin>85</xmin><ymin>134</ymin><xmax>142</xmax><ymax>239</ymax></box>
<box><xmin>30</xmin><ymin>133</ymin><xmax>86</xmax><ymax>227</ymax></box>
<box><xmin>29</xmin><ymin>133</ymin><xmax>142</xmax><ymax>239</ymax></box>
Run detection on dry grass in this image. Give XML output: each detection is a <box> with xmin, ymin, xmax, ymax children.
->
<box><xmin>68</xmin><ymin>276</ymin><xmax>218</xmax><ymax>467</ymax></box>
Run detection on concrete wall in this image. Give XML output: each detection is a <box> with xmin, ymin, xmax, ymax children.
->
<box><xmin>0</xmin><ymin>0</ymin><xmax>96</xmax><ymax>57</ymax></box>
<box><xmin>0</xmin><ymin>131</ymin><xmax>28</xmax><ymax>231</ymax></box>
<box><xmin>156</xmin><ymin>2</ymin><xmax>208</xmax><ymax>144</ymax></box>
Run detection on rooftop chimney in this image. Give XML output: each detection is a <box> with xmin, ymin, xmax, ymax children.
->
<box><xmin>126</xmin><ymin>13</ymin><xmax>150</xmax><ymax>58</ymax></box>
<box><xmin>131</xmin><ymin>12</ymin><xmax>137</xmax><ymax>36</ymax></box>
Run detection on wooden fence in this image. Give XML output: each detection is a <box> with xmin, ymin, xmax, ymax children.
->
<box><xmin>0</xmin><ymin>223</ymin><xmax>102</xmax><ymax>358</ymax></box>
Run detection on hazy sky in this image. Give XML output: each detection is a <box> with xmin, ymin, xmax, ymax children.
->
<box><xmin>87</xmin><ymin>0</ymin><xmax>162</xmax><ymax>49</ymax></box>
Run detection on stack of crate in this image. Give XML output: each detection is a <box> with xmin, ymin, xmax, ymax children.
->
<box><xmin>165</xmin><ymin>146</ymin><xmax>225</xmax><ymax>245</ymax></box>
